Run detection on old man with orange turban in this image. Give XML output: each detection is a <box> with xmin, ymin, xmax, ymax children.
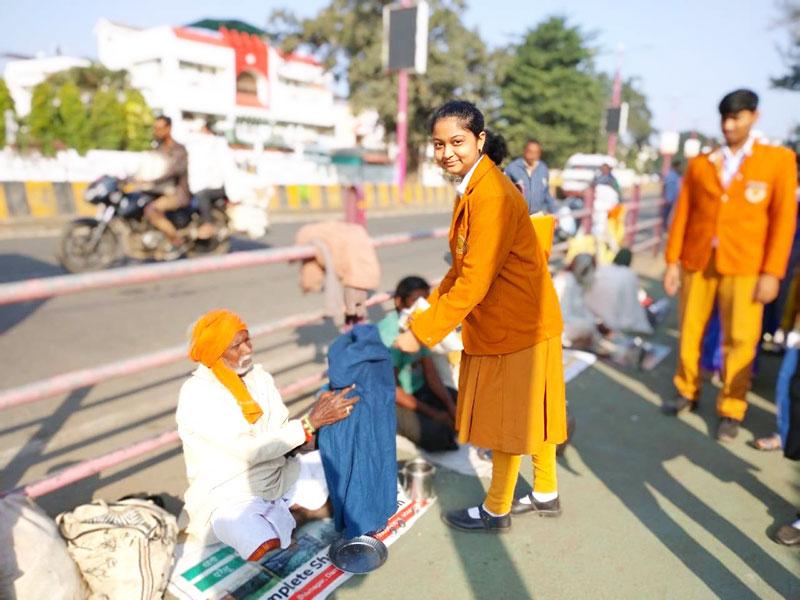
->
<box><xmin>177</xmin><ymin>309</ymin><xmax>358</xmax><ymax>561</ymax></box>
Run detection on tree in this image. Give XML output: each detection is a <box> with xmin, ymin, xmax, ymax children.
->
<box><xmin>498</xmin><ymin>17</ymin><xmax>605</xmax><ymax>167</ymax></box>
<box><xmin>28</xmin><ymin>82</ymin><xmax>59</xmax><ymax>156</ymax></box>
<box><xmin>122</xmin><ymin>89</ymin><xmax>154</xmax><ymax>151</ymax></box>
<box><xmin>772</xmin><ymin>1</ymin><xmax>800</xmax><ymax>91</ymax></box>
<box><xmin>56</xmin><ymin>82</ymin><xmax>91</xmax><ymax>154</ymax></box>
<box><xmin>0</xmin><ymin>79</ymin><xmax>15</xmax><ymax>149</ymax></box>
<box><xmin>89</xmin><ymin>89</ymin><xmax>126</xmax><ymax>150</ymax></box>
<box><xmin>46</xmin><ymin>64</ymin><xmax>154</xmax><ymax>151</ymax></box>
<box><xmin>275</xmin><ymin>0</ymin><xmax>492</xmax><ymax>173</ymax></box>
<box><xmin>46</xmin><ymin>64</ymin><xmax>130</xmax><ymax>97</ymax></box>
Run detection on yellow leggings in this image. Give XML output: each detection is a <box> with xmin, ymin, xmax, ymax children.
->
<box><xmin>484</xmin><ymin>443</ymin><xmax>558</xmax><ymax>514</ymax></box>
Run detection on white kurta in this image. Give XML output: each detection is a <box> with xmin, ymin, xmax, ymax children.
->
<box><xmin>585</xmin><ymin>264</ymin><xmax>653</xmax><ymax>335</ymax></box>
<box><xmin>176</xmin><ymin>364</ymin><xmax>307</xmax><ymax>539</ymax></box>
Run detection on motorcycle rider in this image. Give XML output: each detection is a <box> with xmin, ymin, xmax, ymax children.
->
<box><xmin>136</xmin><ymin>116</ymin><xmax>191</xmax><ymax>249</ymax></box>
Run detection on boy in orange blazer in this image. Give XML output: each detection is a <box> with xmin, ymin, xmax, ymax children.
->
<box><xmin>663</xmin><ymin>89</ymin><xmax>798</xmax><ymax>442</ymax></box>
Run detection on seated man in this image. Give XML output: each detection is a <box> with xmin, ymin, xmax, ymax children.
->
<box><xmin>585</xmin><ymin>248</ymin><xmax>654</xmax><ymax>335</ymax></box>
<box><xmin>177</xmin><ymin>309</ymin><xmax>358</xmax><ymax>561</ymax></box>
<box><xmin>553</xmin><ymin>253</ymin><xmax>602</xmax><ymax>350</ymax></box>
<box><xmin>378</xmin><ymin>276</ymin><xmax>459</xmax><ymax>452</ymax></box>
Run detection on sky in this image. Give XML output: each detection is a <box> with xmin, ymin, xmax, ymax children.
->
<box><xmin>1</xmin><ymin>0</ymin><xmax>798</xmax><ymax>141</ymax></box>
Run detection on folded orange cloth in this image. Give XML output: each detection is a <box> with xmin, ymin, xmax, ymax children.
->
<box><xmin>530</xmin><ymin>214</ymin><xmax>556</xmax><ymax>258</ymax></box>
<box><xmin>189</xmin><ymin>309</ymin><xmax>263</xmax><ymax>424</ymax></box>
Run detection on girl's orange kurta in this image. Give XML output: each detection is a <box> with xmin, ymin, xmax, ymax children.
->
<box><xmin>410</xmin><ymin>158</ymin><xmax>567</xmax><ymax>451</ymax></box>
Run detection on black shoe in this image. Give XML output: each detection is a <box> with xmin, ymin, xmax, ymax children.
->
<box><xmin>510</xmin><ymin>493</ymin><xmax>562</xmax><ymax>517</ymax></box>
<box><xmin>774</xmin><ymin>521</ymin><xmax>800</xmax><ymax>546</ymax></box>
<box><xmin>716</xmin><ymin>417</ymin><xmax>740</xmax><ymax>442</ymax></box>
<box><xmin>662</xmin><ymin>395</ymin><xmax>696</xmax><ymax>416</ymax></box>
<box><xmin>442</xmin><ymin>505</ymin><xmax>511</xmax><ymax>533</ymax></box>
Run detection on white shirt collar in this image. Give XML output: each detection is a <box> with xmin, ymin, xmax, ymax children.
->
<box><xmin>722</xmin><ymin>135</ymin><xmax>755</xmax><ymax>161</ymax></box>
<box><xmin>456</xmin><ymin>155</ymin><xmax>484</xmax><ymax>197</ymax></box>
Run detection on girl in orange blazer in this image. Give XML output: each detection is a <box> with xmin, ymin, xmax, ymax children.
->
<box><xmin>397</xmin><ymin>101</ymin><xmax>567</xmax><ymax>532</ymax></box>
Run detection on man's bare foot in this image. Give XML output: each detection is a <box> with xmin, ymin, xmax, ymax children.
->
<box><xmin>290</xmin><ymin>499</ymin><xmax>333</xmax><ymax>527</ymax></box>
<box><xmin>197</xmin><ymin>223</ymin><xmax>216</xmax><ymax>240</ymax></box>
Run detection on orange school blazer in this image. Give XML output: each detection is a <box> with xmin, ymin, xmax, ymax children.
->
<box><xmin>666</xmin><ymin>142</ymin><xmax>798</xmax><ymax>278</ymax></box>
<box><xmin>410</xmin><ymin>157</ymin><xmax>563</xmax><ymax>355</ymax></box>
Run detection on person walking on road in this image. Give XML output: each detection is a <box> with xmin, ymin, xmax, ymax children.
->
<box><xmin>662</xmin><ymin>159</ymin><xmax>682</xmax><ymax>228</ymax></box>
<box><xmin>505</xmin><ymin>139</ymin><xmax>558</xmax><ymax>214</ymax></box>
<box><xmin>662</xmin><ymin>88</ymin><xmax>798</xmax><ymax>442</ymax></box>
<box><xmin>396</xmin><ymin>101</ymin><xmax>567</xmax><ymax>533</ymax></box>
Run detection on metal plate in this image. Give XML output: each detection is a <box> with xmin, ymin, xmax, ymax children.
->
<box><xmin>328</xmin><ymin>535</ymin><xmax>388</xmax><ymax>574</ymax></box>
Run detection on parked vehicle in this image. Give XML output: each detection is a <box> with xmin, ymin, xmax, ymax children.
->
<box><xmin>558</xmin><ymin>154</ymin><xmax>636</xmax><ymax>198</ymax></box>
<box><xmin>58</xmin><ymin>176</ymin><xmax>231</xmax><ymax>272</ymax></box>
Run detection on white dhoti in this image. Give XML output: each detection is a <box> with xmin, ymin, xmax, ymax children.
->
<box><xmin>210</xmin><ymin>451</ymin><xmax>329</xmax><ymax>558</ymax></box>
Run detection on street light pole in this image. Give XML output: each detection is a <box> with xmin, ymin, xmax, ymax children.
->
<box><xmin>397</xmin><ymin>68</ymin><xmax>408</xmax><ymax>203</ymax></box>
<box><xmin>606</xmin><ymin>45</ymin><xmax>624</xmax><ymax>157</ymax></box>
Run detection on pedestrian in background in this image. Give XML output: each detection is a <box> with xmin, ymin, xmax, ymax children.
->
<box><xmin>505</xmin><ymin>139</ymin><xmax>558</xmax><ymax>214</ymax></box>
<box><xmin>662</xmin><ymin>159</ymin><xmax>682</xmax><ymax>228</ymax></box>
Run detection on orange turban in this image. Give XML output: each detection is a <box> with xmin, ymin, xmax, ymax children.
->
<box><xmin>188</xmin><ymin>309</ymin><xmax>263</xmax><ymax>424</ymax></box>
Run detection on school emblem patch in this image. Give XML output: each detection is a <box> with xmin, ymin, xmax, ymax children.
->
<box><xmin>744</xmin><ymin>180</ymin><xmax>768</xmax><ymax>204</ymax></box>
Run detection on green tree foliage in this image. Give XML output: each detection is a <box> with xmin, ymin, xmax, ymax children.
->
<box><xmin>56</xmin><ymin>82</ymin><xmax>91</xmax><ymax>155</ymax></box>
<box><xmin>498</xmin><ymin>17</ymin><xmax>605</xmax><ymax>167</ymax></box>
<box><xmin>42</xmin><ymin>64</ymin><xmax>153</xmax><ymax>152</ymax></box>
<box><xmin>772</xmin><ymin>1</ymin><xmax>800</xmax><ymax>91</ymax></box>
<box><xmin>45</xmin><ymin>64</ymin><xmax>130</xmax><ymax>96</ymax></box>
<box><xmin>122</xmin><ymin>89</ymin><xmax>154</xmax><ymax>151</ymax></box>
<box><xmin>275</xmin><ymin>0</ymin><xmax>492</xmax><ymax>172</ymax></box>
<box><xmin>28</xmin><ymin>82</ymin><xmax>59</xmax><ymax>156</ymax></box>
<box><xmin>0</xmin><ymin>78</ymin><xmax>15</xmax><ymax>148</ymax></box>
<box><xmin>89</xmin><ymin>89</ymin><xmax>126</xmax><ymax>150</ymax></box>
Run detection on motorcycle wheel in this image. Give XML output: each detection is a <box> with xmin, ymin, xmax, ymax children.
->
<box><xmin>187</xmin><ymin>208</ymin><xmax>231</xmax><ymax>257</ymax></box>
<box><xmin>58</xmin><ymin>219</ymin><xmax>120</xmax><ymax>273</ymax></box>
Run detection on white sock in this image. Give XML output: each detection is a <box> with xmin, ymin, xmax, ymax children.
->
<box><xmin>466</xmin><ymin>505</ymin><xmax>507</xmax><ymax>518</ymax></box>
<box><xmin>531</xmin><ymin>491</ymin><xmax>558</xmax><ymax>503</ymax></box>
<box><xmin>481</xmin><ymin>503</ymin><xmax>507</xmax><ymax>517</ymax></box>
<box><xmin>792</xmin><ymin>518</ymin><xmax>800</xmax><ymax>530</ymax></box>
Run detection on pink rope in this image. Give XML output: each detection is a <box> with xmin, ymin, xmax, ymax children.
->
<box><xmin>5</xmin><ymin>373</ymin><xmax>329</xmax><ymax>499</ymax></box>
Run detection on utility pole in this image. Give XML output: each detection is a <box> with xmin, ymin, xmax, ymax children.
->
<box><xmin>606</xmin><ymin>44</ymin><xmax>624</xmax><ymax>157</ymax></box>
<box><xmin>395</xmin><ymin>0</ymin><xmax>411</xmax><ymax>203</ymax></box>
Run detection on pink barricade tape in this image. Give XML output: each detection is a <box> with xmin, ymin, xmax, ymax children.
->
<box><xmin>0</xmin><ymin>292</ymin><xmax>398</xmax><ymax>411</ymax></box>
<box><xmin>4</xmin><ymin>372</ymin><xmax>329</xmax><ymax>499</ymax></box>
<box><xmin>0</xmin><ymin>228</ymin><xmax>448</xmax><ymax>307</ymax></box>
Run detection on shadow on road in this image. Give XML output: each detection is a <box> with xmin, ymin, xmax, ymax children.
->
<box><xmin>571</xmin><ymin>358</ymin><xmax>798</xmax><ymax>599</ymax></box>
<box><xmin>0</xmin><ymin>253</ymin><xmax>65</xmax><ymax>333</ymax></box>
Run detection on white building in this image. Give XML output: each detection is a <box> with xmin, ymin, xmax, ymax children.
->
<box><xmin>4</xmin><ymin>55</ymin><xmax>91</xmax><ymax>115</ymax></box>
<box><xmin>94</xmin><ymin>19</ymin><xmax>348</xmax><ymax>150</ymax></box>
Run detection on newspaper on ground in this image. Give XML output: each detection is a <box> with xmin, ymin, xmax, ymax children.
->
<box><xmin>168</xmin><ymin>492</ymin><xmax>432</xmax><ymax>600</ymax></box>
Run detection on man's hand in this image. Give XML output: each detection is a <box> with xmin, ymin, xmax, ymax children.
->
<box><xmin>663</xmin><ymin>263</ymin><xmax>681</xmax><ymax>297</ymax></box>
<box><xmin>395</xmin><ymin>330</ymin><xmax>422</xmax><ymax>353</ymax></box>
<box><xmin>754</xmin><ymin>273</ymin><xmax>780</xmax><ymax>304</ymax></box>
<box><xmin>308</xmin><ymin>385</ymin><xmax>359</xmax><ymax>430</ymax></box>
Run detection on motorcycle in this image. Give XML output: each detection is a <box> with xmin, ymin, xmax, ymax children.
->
<box><xmin>58</xmin><ymin>176</ymin><xmax>231</xmax><ymax>273</ymax></box>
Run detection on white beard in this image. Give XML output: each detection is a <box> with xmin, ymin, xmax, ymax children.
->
<box><xmin>234</xmin><ymin>355</ymin><xmax>253</xmax><ymax>376</ymax></box>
